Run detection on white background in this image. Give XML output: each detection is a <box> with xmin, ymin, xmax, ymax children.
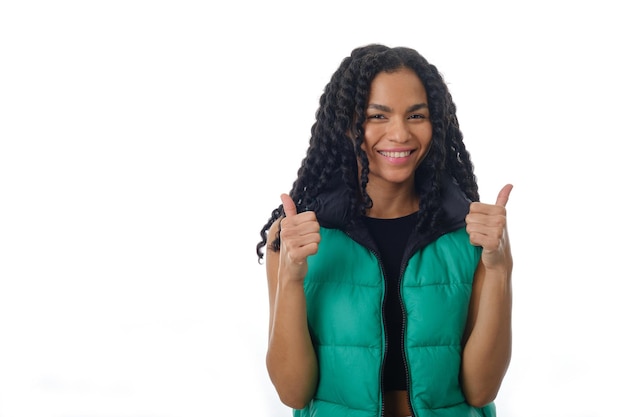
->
<box><xmin>1</xmin><ymin>1</ymin><xmax>624</xmax><ymax>416</ymax></box>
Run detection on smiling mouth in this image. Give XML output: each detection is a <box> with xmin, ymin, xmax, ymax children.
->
<box><xmin>378</xmin><ymin>150</ymin><xmax>412</xmax><ymax>158</ymax></box>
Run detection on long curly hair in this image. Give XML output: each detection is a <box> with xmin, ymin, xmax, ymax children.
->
<box><xmin>256</xmin><ymin>44</ymin><xmax>479</xmax><ymax>262</ymax></box>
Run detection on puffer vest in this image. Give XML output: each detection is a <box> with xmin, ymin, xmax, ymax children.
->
<box><xmin>293</xmin><ymin>174</ymin><xmax>496</xmax><ymax>417</ymax></box>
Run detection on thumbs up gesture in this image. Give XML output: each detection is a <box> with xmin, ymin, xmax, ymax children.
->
<box><xmin>278</xmin><ymin>194</ymin><xmax>321</xmax><ymax>282</ymax></box>
<box><xmin>465</xmin><ymin>184</ymin><xmax>513</xmax><ymax>271</ymax></box>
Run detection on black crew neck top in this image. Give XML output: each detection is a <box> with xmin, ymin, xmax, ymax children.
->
<box><xmin>363</xmin><ymin>211</ymin><xmax>418</xmax><ymax>391</ymax></box>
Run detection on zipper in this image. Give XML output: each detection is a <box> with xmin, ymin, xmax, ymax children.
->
<box><xmin>398</xmin><ymin>258</ymin><xmax>417</xmax><ymax>417</ymax></box>
<box><xmin>345</xmin><ymin>226</ymin><xmax>418</xmax><ymax>417</ymax></box>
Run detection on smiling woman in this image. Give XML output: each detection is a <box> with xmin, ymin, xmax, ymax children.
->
<box><xmin>3</xmin><ymin>1</ymin><xmax>626</xmax><ymax>416</ymax></box>
<box><xmin>256</xmin><ymin>44</ymin><xmax>513</xmax><ymax>417</ymax></box>
<box><xmin>361</xmin><ymin>68</ymin><xmax>433</xmax><ymax>215</ymax></box>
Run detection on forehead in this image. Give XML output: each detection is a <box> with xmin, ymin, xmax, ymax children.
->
<box><xmin>368</xmin><ymin>68</ymin><xmax>427</xmax><ymax>104</ymax></box>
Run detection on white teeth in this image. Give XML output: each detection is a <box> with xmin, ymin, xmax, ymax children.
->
<box><xmin>379</xmin><ymin>151</ymin><xmax>411</xmax><ymax>158</ymax></box>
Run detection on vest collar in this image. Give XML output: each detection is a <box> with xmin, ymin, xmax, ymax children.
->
<box><xmin>309</xmin><ymin>172</ymin><xmax>471</xmax><ymax>252</ymax></box>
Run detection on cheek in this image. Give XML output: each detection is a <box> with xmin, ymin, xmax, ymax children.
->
<box><xmin>417</xmin><ymin>124</ymin><xmax>433</xmax><ymax>146</ymax></box>
<box><xmin>362</xmin><ymin>126</ymin><xmax>380</xmax><ymax>150</ymax></box>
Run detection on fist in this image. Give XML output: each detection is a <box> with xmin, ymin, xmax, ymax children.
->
<box><xmin>278</xmin><ymin>193</ymin><xmax>321</xmax><ymax>281</ymax></box>
<box><xmin>465</xmin><ymin>184</ymin><xmax>513</xmax><ymax>271</ymax></box>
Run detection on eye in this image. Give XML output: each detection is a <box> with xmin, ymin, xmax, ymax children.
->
<box><xmin>367</xmin><ymin>114</ymin><xmax>386</xmax><ymax>120</ymax></box>
<box><xmin>408</xmin><ymin>113</ymin><xmax>426</xmax><ymax>120</ymax></box>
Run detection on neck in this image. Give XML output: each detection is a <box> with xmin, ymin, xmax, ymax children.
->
<box><xmin>365</xmin><ymin>184</ymin><xmax>419</xmax><ymax>219</ymax></box>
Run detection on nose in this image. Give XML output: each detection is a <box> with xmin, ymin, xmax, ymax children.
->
<box><xmin>386</xmin><ymin>117</ymin><xmax>410</xmax><ymax>143</ymax></box>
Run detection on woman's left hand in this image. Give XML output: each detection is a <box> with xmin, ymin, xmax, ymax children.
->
<box><xmin>465</xmin><ymin>184</ymin><xmax>513</xmax><ymax>272</ymax></box>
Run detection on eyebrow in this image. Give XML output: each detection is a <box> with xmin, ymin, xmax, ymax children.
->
<box><xmin>407</xmin><ymin>103</ymin><xmax>428</xmax><ymax>112</ymax></box>
<box><xmin>367</xmin><ymin>103</ymin><xmax>428</xmax><ymax>112</ymax></box>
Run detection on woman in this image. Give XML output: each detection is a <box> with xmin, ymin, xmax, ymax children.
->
<box><xmin>256</xmin><ymin>44</ymin><xmax>513</xmax><ymax>417</ymax></box>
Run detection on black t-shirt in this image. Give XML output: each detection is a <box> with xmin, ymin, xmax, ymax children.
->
<box><xmin>363</xmin><ymin>211</ymin><xmax>418</xmax><ymax>391</ymax></box>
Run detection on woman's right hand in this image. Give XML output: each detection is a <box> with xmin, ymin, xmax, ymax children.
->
<box><xmin>265</xmin><ymin>194</ymin><xmax>321</xmax><ymax>408</ymax></box>
<box><xmin>278</xmin><ymin>193</ymin><xmax>321</xmax><ymax>283</ymax></box>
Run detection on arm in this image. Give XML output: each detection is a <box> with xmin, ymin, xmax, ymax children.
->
<box><xmin>461</xmin><ymin>184</ymin><xmax>513</xmax><ymax>407</ymax></box>
<box><xmin>265</xmin><ymin>194</ymin><xmax>320</xmax><ymax>409</ymax></box>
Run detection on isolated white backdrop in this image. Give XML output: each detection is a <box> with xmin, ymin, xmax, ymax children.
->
<box><xmin>1</xmin><ymin>1</ymin><xmax>624</xmax><ymax>416</ymax></box>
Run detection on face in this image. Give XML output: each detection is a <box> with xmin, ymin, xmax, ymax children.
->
<box><xmin>362</xmin><ymin>67</ymin><xmax>432</xmax><ymax>190</ymax></box>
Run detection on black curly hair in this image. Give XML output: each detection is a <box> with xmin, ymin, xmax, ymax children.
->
<box><xmin>256</xmin><ymin>44</ymin><xmax>479</xmax><ymax>262</ymax></box>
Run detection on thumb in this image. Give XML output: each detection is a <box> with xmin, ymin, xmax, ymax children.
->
<box><xmin>280</xmin><ymin>193</ymin><xmax>298</xmax><ymax>217</ymax></box>
<box><xmin>495</xmin><ymin>184</ymin><xmax>514</xmax><ymax>207</ymax></box>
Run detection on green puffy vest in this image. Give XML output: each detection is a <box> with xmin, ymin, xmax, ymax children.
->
<box><xmin>294</xmin><ymin>226</ymin><xmax>496</xmax><ymax>417</ymax></box>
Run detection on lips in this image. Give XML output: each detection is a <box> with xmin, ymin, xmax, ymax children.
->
<box><xmin>378</xmin><ymin>150</ymin><xmax>412</xmax><ymax>158</ymax></box>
